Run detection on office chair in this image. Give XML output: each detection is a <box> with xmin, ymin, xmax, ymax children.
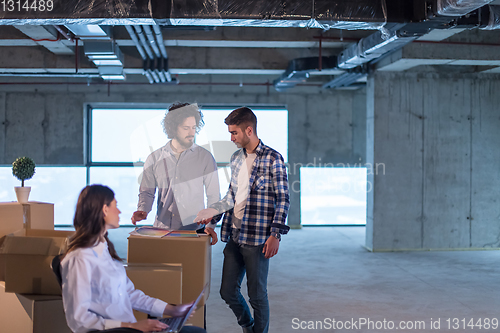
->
<box><xmin>51</xmin><ymin>254</ymin><xmax>63</xmax><ymax>288</ymax></box>
<box><xmin>50</xmin><ymin>254</ymin><xmax>142</xmax><ymax>333</ymax></box>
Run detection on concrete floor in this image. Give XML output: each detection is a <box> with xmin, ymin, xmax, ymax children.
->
<box><xmin>74</xmin><ymin>226</ymin><xmax>500</xmax><ymax>332</ymax></box>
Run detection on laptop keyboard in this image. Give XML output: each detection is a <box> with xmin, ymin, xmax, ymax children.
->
<box><xmin>160</xmin><ymin>316</ymin><xmax>183</xmax><ymax>332</ymax></box>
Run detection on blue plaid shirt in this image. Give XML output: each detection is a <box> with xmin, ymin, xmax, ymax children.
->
<box><xmin>210</xmin><ymin>140</ymin><xmax>290</xmax><ymax>246</ymax></box>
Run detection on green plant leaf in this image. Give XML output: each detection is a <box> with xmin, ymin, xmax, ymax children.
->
<box><xmin>12</xmin><ymin>156</ymin><xmax>36</xmax><ymax>186</ymax></box>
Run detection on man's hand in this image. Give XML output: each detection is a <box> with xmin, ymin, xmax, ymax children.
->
<box><xmin>163</xmin><ymin>302</ymin><xmax>195</xmax><ymax>317</ymax></box>
<box><xmin>194</xmin><ymin>208</ymin><xmax>218</xmax><ymax>225</ymax></box>
<box><xmin>131</xmin><ymin>211</ymin><xmax>148</xmax><ymax>225</ymax></box>
<box><xmin>262</xmin><ymin>235</ymin><xmax>280</xmax><ymax>259</ymax></box>
<box><xmin>204</xmin><ymin>227</ymin><xmax>218</xmax><ymax>245</ymax></box>
<box><xmin>124</xmin><ymin>319</ymin><xmax>167</xmax><ymax>332</ymax></box>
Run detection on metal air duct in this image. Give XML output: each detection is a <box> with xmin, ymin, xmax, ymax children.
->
<box><xmin>0</xmin><ymin>0</ymin><xmax>388</xmax><ymax>30</ymax></box>
<box><xmin>437</xmin><ymin>0</ymin><xmax>494</xmax><ymax>16</ymax></box>
<box><xmin>273</xmin><ymin>57</ymin><xmax>337</xmax><ymax>91</ymax></box>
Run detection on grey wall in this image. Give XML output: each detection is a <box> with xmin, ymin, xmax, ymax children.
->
<box><xmin>366</xmin><ymin>71</ymin><xmax>500</xmax><ymax>251</ymax></box>
<box><xmin>0</xmin><ymin>75</ymin><xmax>367</xmax><ymax>228</ymax></box>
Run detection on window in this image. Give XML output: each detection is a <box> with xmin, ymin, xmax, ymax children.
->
<box><xmin>91</xmin><ymin>108</ymin><xmax>166</xmax><ymax>163</ymax></box>
<box><xmin>1</xmin><ymin>105</ymin><xmax>288</xmax><ymax>227</ymax></box>
<box><xmin>300</xmin><ymin>167</ymin><xmax>367</xmax><ymax>225</ymax></box>
<box><xmin>0</xmin><ymin>166</ymin><xmax>86</xmax><ymax>225</ymax></box>
<box><xmin>89</xmin><ymin>105</ymin><xmax>288</xmax><ymax>225</ymax></box>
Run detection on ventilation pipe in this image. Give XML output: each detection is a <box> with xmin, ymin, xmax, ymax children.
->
<box><xmin>125</xmin><ymin>25</ymin><xmax>154</xmax><ymax>84</ymax></box>
<box><xmin>0</xmin><ymin>0</ymin><xmax>388</xmax><ymax>30</ymax></box>
<box><xmin>153</xmin><ymin>25</ymin><xmax>172</xmax><ymax>82</ymax></box>
<box><xmin>143</xmin><ymin>25</ymin><xmax>166</xmax><ymax>83</ymax></box>
<box><xmin>437</xmin><ymin>0</ymin><xmax>494</xmax><ymax>16</ymax></box>
<box><xmin>134</xmin><ymin>25</ymin><xmax>159</xmax><ymax>83</ymax></box>
<box><xmin>273</xmin><ymin>57</ymin><xmax>337</xmax><ymax>91</ymax></box>
<box><xmin>482</xmin><ymin>5</ymin><xmax>500</xmax><ymax>29</ymax></box>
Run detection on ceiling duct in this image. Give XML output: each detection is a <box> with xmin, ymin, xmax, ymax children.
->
<box><xmin>0</xmin><ymin>0</ymin><xmax>388</xmax><ymax>30</ymax></box>
<box><xmin>65</xmin><ymin>25</ymin><xmax>112</xmax><ymax>39</ymax></box>
<box><xmin>68</xmin><ymin>25</ymin><xmax>127</xmax><ymax>81</ymax></box>
<box><xmin>164</xmin><ymin>0</ymin><xmax>389</xmax><ymax>30</ymax></box>
<box><xmin>125</xmin><ymin>25</ymin><xmax>153</xmax><ymax>84</ymax></box>
<box><xmin>84</xmin><ymin>41</ymin><xmax>124</xmax><ymax>66</ymax></box>
<box><xmin>338</xmin><ymin>24</ymin><xmax>426</xmax><ymax>69</ymax></box>
<box><xmin>322</xmin><ymin>66</ymin><xmax>369</xmax><ymax>89</ymax></box>
<box><xmin>437</xmin><ymin>0</ymin><xmax>494</xmax><ymax>16</ymax></box>
<box><xmin>481</xmin><ymin>5</ymin><xmax>500</xmax><ymax>29</ymax></box>
<box><xmin>84</xmin><ymin>40</ymin><xmax>126</xmax><ymax>80</ymax></box>
<box><xmin>273</xmin><ymin>57</ymin><xmax>337</xmax><ymax>92</ymax></box>
<box><xmin>126</xmin><ymin>25</ymin><xmax>176</xmax><ymax>84</ymax></box>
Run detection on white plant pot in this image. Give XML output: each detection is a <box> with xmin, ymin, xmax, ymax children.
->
<box><xmin>14</xmin><ymin>186</ymin><xmax>31</xmax><ymax>203</ymax></box>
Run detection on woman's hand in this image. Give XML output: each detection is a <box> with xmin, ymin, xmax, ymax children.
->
<box><xmin>123</xmin><ymin>319</ymin><xmax>168</xmax><ymax>332</ymax></box>
<box><xmin>163</xmin><ymin>302</ymin><xmax>195</xmax><ymax>317</ymax></box>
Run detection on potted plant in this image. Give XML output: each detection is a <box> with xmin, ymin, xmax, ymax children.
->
<box><xmin>12</xmin><ymin>156</ymin><xmax>36</xmax><ymax>203</ymax></box>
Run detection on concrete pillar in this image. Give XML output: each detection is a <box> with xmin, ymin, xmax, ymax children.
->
<box><xmin>0</xmin><ymin>93</ymin><xmax>5</xmax><ymax>164</ymax></box>
<box><xmin>366</xmin><ymin>71</ymin><xmax>500</xmax><ymax>251</ymax></box>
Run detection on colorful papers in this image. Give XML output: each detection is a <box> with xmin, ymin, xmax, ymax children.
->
<box><xmin>165</xmin><ymin>230</ymin><xmax>199</xmax><ymax>238</ymax></box>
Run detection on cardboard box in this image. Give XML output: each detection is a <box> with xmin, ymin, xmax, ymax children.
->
<box><xmin>0</xmin><ymin>201</ymin><xmax>54</xmax><ymax>234</ymax></box>
<box><xmin>23</xmin><ymin>202</ymin><xmax>55</xmax><ymax>230</ymax></box>
<box><xmin>125</xmin><ymin>263</ymin><xmax>182</xmax><ymax>321</ymax></box>
<box><xmin>0</xmin><ymin>281</ymin><xmax>71</xmax><ymax>333</ymax></box>
<box><xmin>128</xmin><ymin>234</ymin><xmax>212</xmax><ymax>305</ymax></box>
<box><xmin>0</xmin><ymin>229</ymin><xmax>73</xmax><ymax>294</ymax></box>
<box><xmin>0</xmin><ymin>202</ymin><xmax>24</xmax><ymax>238</ymax></box>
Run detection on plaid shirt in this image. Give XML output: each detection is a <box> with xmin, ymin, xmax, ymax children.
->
<box><xmin>210</xmin><ymin>140</ymin><xmax>290</xmax><ymax>246</ymax></box>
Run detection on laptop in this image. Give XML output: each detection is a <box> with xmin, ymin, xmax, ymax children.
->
<box><xmin>159</xmin><ymin>284</ymin><xmax>208</xmax><ymax>333</ymax></box>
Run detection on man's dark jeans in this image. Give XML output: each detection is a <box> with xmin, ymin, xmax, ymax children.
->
<box><xmin>220</xmin><ymin>234</ymin><xmax>270</xmax><ymax>333</ymax></box>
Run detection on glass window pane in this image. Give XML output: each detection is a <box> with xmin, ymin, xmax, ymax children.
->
<box><xmin>300</xmin><ymin>167</ymin><xmax>367</xmax><ymax>225</ymax></box>
<box><xmin>92</xmin><ymin>108</ymin><xmax>288</xmax><ymax>164</ymax></box>
<box><xmin>92</xmin><ymin>109</ymin><xmax>166</xmax><ymax>163</ymax></box>
<box><xmin>0</xmin><ymin>166</ymin><xmax>86</xmax><ymax>226</ymax></box>
<box><xmin>197</xmin><ymin>109</ymin><xmax>288</xmax><ymax>163</ymax></box>
<box><xmin>89</xmin><ymin>167</ymin><xmax>157</xmax><ymax>226</ymax></box>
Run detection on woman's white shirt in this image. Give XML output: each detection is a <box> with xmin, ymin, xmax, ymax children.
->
<box><xmin>61</xmin><ymin>241</ymin><xmax>167</xmax><ymax>333</ymax></box>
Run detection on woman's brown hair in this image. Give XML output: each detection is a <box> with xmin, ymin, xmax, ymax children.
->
<box><xmin>65</xmin><ymin>184</ymin><xmax>122</xmax><ymax>261</ymax></box>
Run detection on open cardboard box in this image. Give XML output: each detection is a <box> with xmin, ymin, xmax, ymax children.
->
<box><xmin>128</xmin><ymin>234</ymin><xmax>212</xmax><ymax>306</ymax></box>
<box><xmin>0</xmin><ymin>281</ymin><xmax>70</xmax><ymax>333</ymax></box>
<box><xmin>126</xmin><ymin>263</ymin><xmax>182</xmax><ymax>321</ymax></box>
<box><xmin>0</xmin><ymin>229</ymin><xmax>73</xmax><ymax>294</ymax></box>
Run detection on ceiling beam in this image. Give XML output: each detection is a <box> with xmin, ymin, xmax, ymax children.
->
<box><xmin>375</xmin><ymin>41</ymin><xmax>500</xmax><ymax>71</ymax></box>
<box><xmin>0</xmin><ymin>45</ymin><xmax>339</xmax><ymax>75</ymax></box>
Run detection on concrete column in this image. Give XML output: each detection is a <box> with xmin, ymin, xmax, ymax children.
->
<box><xmin>367</xmin><ymin>71</ymin><xmax>500</xmax><ymax>251</ymax></box>
<box><xmin>0</xmin><ymin>93</ymin><xmax>5</xmax><ymax>164</ymax></box>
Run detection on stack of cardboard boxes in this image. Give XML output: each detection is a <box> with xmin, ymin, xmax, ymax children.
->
<box><xmin>0</xmin><ymin>201</ymin><xmax>212</xmax><ymax>332</ymax></box>
<box><xmin>128</xmin><ymin>233</ymin><xmax>212</xmax><ymax>328</ymax></box>
<box><xmin>0</xmin><ymin>201</ymin><xmax>72</xmax><ymax>333</ymax></box>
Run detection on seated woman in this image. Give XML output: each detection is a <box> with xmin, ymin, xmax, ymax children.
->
<box><xmin>61</xmin><ymin>184</ymin><xmax>206</xmax><ymax>333</ymax></box>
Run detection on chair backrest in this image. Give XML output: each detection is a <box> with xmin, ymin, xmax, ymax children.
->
<box><xmin>51</xmin><ymin>254</ymin><xmax>63</xmax><ymax>287</ymax></box>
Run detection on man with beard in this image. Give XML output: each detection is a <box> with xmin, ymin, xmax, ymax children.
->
<box><xmin>132</xmin><ymin>103</ymin><xmax>220</xmax><ymax>242</ymax></box>
<box><xmin>195</xmin><ymin>107</ymin><xmax>290</xmax><ymax>333</ymax></box>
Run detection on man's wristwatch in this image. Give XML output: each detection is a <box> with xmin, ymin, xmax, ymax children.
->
<box><xmin>271</xmin><ymin>232</ymin><xmax>281</xmax><ymax>241</ymax></box>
